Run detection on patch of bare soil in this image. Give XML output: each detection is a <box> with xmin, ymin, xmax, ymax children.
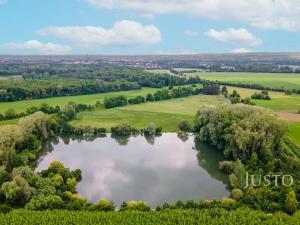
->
<box><xmin>277</xmin><ymin>112</ymin><xmax>300</xmax><ymax>122</ymax></box>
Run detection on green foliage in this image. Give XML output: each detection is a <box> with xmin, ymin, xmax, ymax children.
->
<box><xmin>111</xmin><ymin>124</ymin><xmax>138</xmax><ymax>135</ymax></box>
<box><xmin>49</xmin><ymin>161</ymin><xmax>65</xmax><ymax>170</ymax></box>
<box><xmin>1</xmin><ymin>208</ymin><xmax>299</xmax><ymax>224</ymax></box>
<box><xmin>104</xmin><ymin>96</ymin><xmax>128</xmax><ymax>109</ymax></box>
<box><xmin>98</xmin><ymin>198</ymin><xmax>115</xmax><ymax>211</ymax></box>
<box><xmin>219</xmin><ymin>161</ymin><xmax>234</xmax><ymax>174</ymax></box>
<box><xmin>251</xmin><ymin>90</ymin><xmax>271</xmax><ymax>100</ymax></box>
<box><xmin>25</xmin><ymin>195</ymin><xmax>64</xmax><ymax>210</ymax></box>
<box><xmin>231</xmin><ymin>189</ymin><xmax>244</xmax><ymax>201</ymax></box>
<box><xmin>144</xmin><ymin>122</ymin><xmax>156</xmax><ymax>135</ymax></box>
<box><xmin>178</xmin><ymin>120</ymin><xmax>191</xmax><ymax>132</ymax></box>
<box><xmin>285</xmin><ymin>191</ymin><xmax>298</xmax><ymax>214</ymax></box>
<box><xmin>195</xmin><ymin>104</ymin><xmax>287</xmax><ymax>164</ymax></box>
<box><xmin>1</xmin><ymin>176</ymin><xmax>35</xmax><ymax>205</ymax></box>
<box><xmin>120</xmin><ymin>201</ymin><xmax>150</xmax><ymax>211</ymax></box>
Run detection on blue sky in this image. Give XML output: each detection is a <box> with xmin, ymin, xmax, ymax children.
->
<box><xmin>0</xmin><ymin>0</ymin><xmax>300</xmax><ymax>55</ymax></box>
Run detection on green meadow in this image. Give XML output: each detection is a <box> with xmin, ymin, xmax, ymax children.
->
<box><xmin>71</xmin><ymin>94</ymin><xmax>228</xmax><ymax>131</ymax></box>
<box><xmin>185</xmin><ymin>72</ymin><xmax>300</xmax><ymax>90</ymax></box>
<box><xmin>0</xmin><ymin>88</ymin><xmax>159</xmax><ymax>113</ymax></box>
<box><xmin>226</xmin><ymin>86</ymin><xmax>300</xmax><ymax>111</ymax></box>
<box><xmin>288</xmin><ymin>122</ymin><xmax>300</xmax><ymax>147</ymax></box>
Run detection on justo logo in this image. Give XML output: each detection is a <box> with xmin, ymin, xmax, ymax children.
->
<box><xmin>244</xmin><ymin>172</ymin><xmax>294</xmax><ymax>189</ymax></box>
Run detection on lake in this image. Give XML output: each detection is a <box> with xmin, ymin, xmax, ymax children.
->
<box><xmin>36</xmin><ymin>133</ymin><xmax>230</xmax><ymax>207</ymax></box>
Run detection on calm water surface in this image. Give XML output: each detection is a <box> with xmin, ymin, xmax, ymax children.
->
<box><xmin>37</xmin><ymin>133</ymin><xmax>229</xmax><ymax>207</ymax></box>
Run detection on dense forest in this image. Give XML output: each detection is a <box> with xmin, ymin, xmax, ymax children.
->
<box><xmin>0</xmin><ymin>64</ymin><xmax>203</xmax><ymax>102</ymax></box>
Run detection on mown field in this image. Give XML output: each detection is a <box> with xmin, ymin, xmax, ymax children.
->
<box><xmin>226</xmin><ymin>86</ymin><xmax>300</xmax><ymax>111</ymax></box>
<box><xmin>184</xmin><ymin>72</ymin><xmax>300</xmax><ymax>90</ymax></box>
<box><xmin>0</xmin><ymin>88</ymin><xmax>159</xmax><ymax>113</ymax></box>
<box><xmin>287</xmin><ymin>122</ymin><xmax>300</xmax><ymax>147</ymax></box>
<box><xmin>71</xmin><ymin>95</ymin><xmax>228</xmax><ymax>131</ymax></box>
<box><xmin>0</xmin><ymin>208</ymin><xmax>299</xmax><ymax>225</ymax></box>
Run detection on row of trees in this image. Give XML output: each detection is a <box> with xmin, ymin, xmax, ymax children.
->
<box><xmin>0</xmin><ymin>102</ymin><xmax>95</xmax><ymax>121</ymax></box>
<box><xmin>0</xmin><ymin>81</ymin><xmax>140</xmax><ymax>102</ymax></box>
<box><xmin>103</xmin><ymin>86</ymin><xmax>203</xmax><ymax>109</ymax></box>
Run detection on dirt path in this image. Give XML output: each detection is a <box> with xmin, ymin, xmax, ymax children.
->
<box><xmin>277</xmin><ymin>112</ymin><xmax>300</xmax><ymax>122</ymax></box>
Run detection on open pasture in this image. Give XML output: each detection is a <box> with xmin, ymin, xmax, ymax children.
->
<box><xmin>71</xmin><ymin>94</ymin><xmax>228</xmax><ymax>131</ymax></box>
<box><xmin>186</xmin><ymin>72</ymin><xmax>300</xmax><ymax>90</ymax></box>
<box><xmin>0</xmin><ymin>88</ymin><xmax>158</xmax><ymax>113</ymax></box>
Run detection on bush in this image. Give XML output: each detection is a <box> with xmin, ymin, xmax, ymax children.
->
<box><xmin>120</xmin><ymin>201</ymin><xmax>150</xmax><ymax>211</ymax></box>
<box><xmin>0</xmin><ymin>204</ymin><xmax>12</xmax><ymax>214</ymax></box>
<box><xmin>219</xmin><ymin>161</ymin><xmax>234</xmax><ymax>174</ymax></box>
<box><xmin>111</xmin><ymin>124</ymin><xmax>138</xmax><ymax>135</ymax></box>
<box><xmin>104</xmin><ymin>96</ymin><xmax>128</xmax><ymax>108</ymax></box>
<box><xmin>144</xmin><ymin>122</ymin><xmax>156</xmax><ymax>135</ymax></box>
<box><xmin>231</xmin><ymin>189</ymin><xmax>244</xmax><ymax>201</ymax></box>
<box><xmin>98</xmin><ymin>198</ymin><xmax>115</xmax><ymax>211</ymax></box>
<box><xmin>25</xmin><ymin>195</ymin><xmax>64</xmax><ymax>210</ymax></box>
<box><xmin>178</xmin><ymin>120</ymin><xmax>191</xmax><ymax>132</ymax></box>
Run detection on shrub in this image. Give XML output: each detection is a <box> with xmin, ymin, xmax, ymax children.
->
<box><xmin>0</xmin><ymin>204</ymin><xmax>12</xmax><ymax>214</ymax></box>
<box><xmin>120</xmin><ymin>201</ymin><xmax>150</xmax><ymax>211</ymax></box>
<box><xmin>219</xmin><ymin>161</ymin><xmax>234</xmax><ymax>174</ymax></box>
<box><xmin>25</xmin><ymin>195</ymin><xmax>64</xmax><ymax>210</ymax></box>
<box><xmin>111</xmin><ymin>124</ymin><xmax>137</xmax><ymax>135</ymax></box>
<box><xmin>49</xmin><ymin>160</ymin><xmax>65</xmax><ymax>170</ymax></box>
<box><xmin>178</xmin><ymin>120</ymin><xmax>191</xmax><ymax>132</ymax></box>
<box><xmin>98</xmin><ymin>198</ymin><xmax>115</xmax><ymax>211</ymax></box>
<box><xmin>231</xmin><ymin>189</ymin><xmax>244</xmax><ymax>201</ymax></box>
<box><xmin>144</xmin><ymin>122</ymin><xmax>156</xmax><ymax>135</ymax></box>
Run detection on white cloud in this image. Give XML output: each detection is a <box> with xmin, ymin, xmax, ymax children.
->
<box><xmin>204</xmin><ymin>28</ymin><xmax>262</xmax><ymax>47</ymax></box>
<box><xmin>85</xmin><ymin>0</ymin><xmax>300</xmax><ymax>31</ymax></box>
<box><xmin>231</xmin><ymin>48</ymin><xmax>252</xmax><ymax>53</ymax></box>
<box><xmin>0</xmin><ymin>40</ymin><xmax>71</xmax><ymax>54</ymax></box>
<box><xmin>37</xmin><ymin>20</ymin><xmax>161</xmax><ymax>47</ymax></box>
<box><xmin>184</xmin><ymin>30</ymin><xmax>198</xmax><ymax>37</ymax></box>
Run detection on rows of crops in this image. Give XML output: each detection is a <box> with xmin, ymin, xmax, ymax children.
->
<box><xmin>0</xmin><ymin>208</ymin><xmax>299</xmax><ymax>225</ymax></box>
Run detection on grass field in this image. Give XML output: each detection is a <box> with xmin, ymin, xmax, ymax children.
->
<box><xmin>0</xmin><ymin>75</ymin><xmax>22</xmax><ymax>80</ymax></box>
<box><xmin>71</xmin><ymin>95</ymin><xmax>228</xmax><ymax>131</ymax></box>
<box><xmin>226</xmin><ymin>86</ymin><xmax>300</xmax><ymax>111</ymax></box>
<box><xmin>287</xmin><ymin>122</ymin><xmax>300</xmax><ymax>147</ymax></box>
<box><xmin>0</xmin><ymin>88</ymin><xmax>159</xmax><ymax>113</ymax></box>
<box><xmin>184</xmin><ymin>72</ymin><xmax>300</xmax><ymax>90</ymax></box>
<box><xmin>145</xmin><ymin>69</ymin><xmax>175</xmax><ymax>75</ymax></box>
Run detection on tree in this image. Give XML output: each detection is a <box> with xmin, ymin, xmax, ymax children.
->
<box><xmin>66</xmin><ymin>178</ymin><xmax>77</xmax><ymax>192</ymax></box>
<box><xmin>25</xmin><ymin>195</ymin><xmax>64</xmax><ymax>210</ymax></box>
<box><xmin>1</xmin><ymin>175</ymin><xmax>35</xmax><ymax>205</ymax></box>
<box><xmin>178</xmin><ymin>120</ymin><xmax>191</xmax><ymax>132</ymax></box>
<box><xmin>146</xmin><ymin>93</ymin><xmax>154</xmax><ymax>102</ymax></box>
<box><xmin>144</xmin><ymin>122</ymin><xmax>156</xmax><ymax>135</ymax></box>
<box><xmin>4</xmin><ymin>109</ymin><xmax>17</xmax><ymax>120</ymax></box>
<box><xmin>285</xmin><ymin>190</ymin><xmax>297</xmax><ymax>214</ymax></box>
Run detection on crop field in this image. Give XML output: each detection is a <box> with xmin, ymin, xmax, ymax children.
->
<box><xmin>71</xmin><ymin>95</ymin><xmax>228</xmax><ymax>131</ymax></box>
<box><xmin>184</xmin><ymin>72</ymin><xmax>300</xmax><ymax>90</ymax></box>
<box><xmin>0</xmin><ymin>88</ymin><xmax>159</xmax><ymax>113</ymax></box>
<box><xmin>1</xmin><ymin>208</ymin><xmax>299</xmax><ymax>225</ymax></box>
